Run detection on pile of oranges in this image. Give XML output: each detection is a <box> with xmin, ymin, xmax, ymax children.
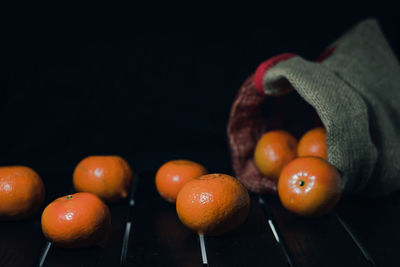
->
<box><xmin>0</xmin><ymin>154</ymin><xmax>250</xmax><ymax>247</ymax></box>
<box><xmin>0</xmin><ymin>126</ymin><xmax>341</xmax><ymax>249</ymax></box>
<box><xmin>155</xmin><ymin>160</ymin><xmax>250</xmax><ymax>236</ymax></box>
<box><xmin>154</xmin><ymin>126</ymin><xmax>341</xmax><ymax>238</ymax></box>
<box><xmin>254</xmin><ymin>127</ymin><xmax>342</xmax><ymax>217</ymax></box>
<box><xmin>0</xmin><ymin>155</ymin><xmax>132</xmax><ymax>248</ymax></box>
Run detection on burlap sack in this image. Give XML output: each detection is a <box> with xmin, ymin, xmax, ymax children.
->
<box><xmin>227</xmin><ymin>19</ymin><xmax>400</xmax><ymax>197</ymax></box>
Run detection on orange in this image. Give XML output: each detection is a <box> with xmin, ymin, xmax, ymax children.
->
<box><xmin>73</xmin><ymin>155</ymin><xmax>133</xmax><ymax>203</ymax></box>
<box><xmin>253</xmin><ymin>130</ymin><xmax>297</xmax><ymax>180</ymax></box>
<box><xmin>176</xmin><ymin>173</ymin><xmax>250</xmax><ymax>236</ymax></box>
<box><xmin>155</xmin><ymin>159</ymin><xmax>207</xmax><ymax>203</ymax></box>
<box><xmin>297</xmin><ymin>127</ymin><xmax>328</xmax><ymax>160</ymax></box>
<box><xmin>0</xmin><ymin>166</ymin><xmax>45</xmax><ymax>220</ymax></box>
<box><xmin>41</xmin><ymin>192</ymin><xmax>111</xmax><ymax>248</ymax></box>
<box><xmin>278</xmin><ymin>157</ymin><xmax>342</xmax><ymax>217</ymax></box>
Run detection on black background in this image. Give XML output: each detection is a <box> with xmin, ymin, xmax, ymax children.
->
<box><xmin>0</xmin><ymin>3</ymin><xmax>399</xmax><ymax>186</ymax></box>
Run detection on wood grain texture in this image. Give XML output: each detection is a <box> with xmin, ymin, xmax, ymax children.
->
<box><xmin>261</xmin><ymin>195</ymin><xmax>369</xmax><ymax>267</ymax></box>
<box><xmin>1</xmin><ymin>167</ymin><xmax>399</xmax><ymax>267</ymax></box>
<box><xmin>337</xmin><ymin>192</ymin><xmax>400</xmax><ymax>267</ymax></box>
<box><xmin>0</xmin><ymin>216</ymin><xmax>46</xmax><ymax>267</ymax></box>
<box><xmin>205</xmin><ymin>194</ymin><xmax>288</xmax><ymax>267</ymax></box>
<box><xmin>126</xmin><ymin>171</ymin><xmax>203</xmax><ymax>266</ymax></box>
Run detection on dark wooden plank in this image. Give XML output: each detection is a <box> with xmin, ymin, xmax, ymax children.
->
<box><xmin>43</xmin><ymin>201</ymin><xmax>129</xmax><ymax>267</ymax></box>
<box><xmin>337</xmin><ymin>193</ymin><xmax>400</xmax><ymax>267</ymax></box>
<box><xmin>205</xmin><ymin>194</ymin><xmax>288</xmax><ymax>267</ymax></box>
<box><xmin>0</xmin><ymin>215</ymin><xmax>46</xmax><ymax>267</ymax></box>
<box><xmin>126</xmin><ymin>170</ymin><xmax>202</xmax><ymax>267</ymax></box>
<box><xmin>261</xmin><ymin>195</ymin><xmax>369</xmax><ymax>267</ymax></box>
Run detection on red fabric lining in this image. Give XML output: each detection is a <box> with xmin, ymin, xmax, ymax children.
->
<box><xmin>315</xmin><ymin>45</ymin><xmax>337</xmax><ymax>62</ymax></box>
<box><xmin>253</xmin><ymin>53</ymin><xmax>297</xmax><ymax>95</ymax></box>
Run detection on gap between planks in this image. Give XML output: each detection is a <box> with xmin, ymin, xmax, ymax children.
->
<box><xmin>334</xmin><ymin>211</ymin><xmax>376</xmax><ymax>267</ymax></box>
<box><xmin>259</xmin><ymin>195</ymin><xmax>377</xmax><ymax>267</ymax></box>
<box><xmin>120</xmin><ymin>173</ymin><xmax>139</xmax><ymax>267</ymax></box>
<box><xmin>198</xmin><ymin>233</ymin><xmax>209</xmax><ymax>266</ymax></box>
<box><xmin>38</xmin><ymin>242</ymin><xmax>52</xmax><ymax>267</ymax></box>
<box><xmin>122</xmin><ymin>171</ymin><xmax>208</xmax><ymax>267</ymax></box>
<box><xmin>258</xmin><ymin>196</ymin><xmax>294</xmax><ymax>267</ymax></box>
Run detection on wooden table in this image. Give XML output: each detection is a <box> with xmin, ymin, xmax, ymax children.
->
<box><xmin>1</xmin><ymin>169</ymin><xmax>398</xmax><ymax>267</ymax></box>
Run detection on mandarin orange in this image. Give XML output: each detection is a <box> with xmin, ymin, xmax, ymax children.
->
<box><xmin>176</xmin><ymin>173</ymin><xmax>250</xmax><ymax>236</ymax></box>
<box><xmin>297</xmin><ymin>127</ymin><xmax>328</xmax><ymax>160</ymax></box>
<box><xmin>0</xmin><ymin>166</ymin><xmax>45</xmax><ymax>220</ymax></box>
<box><xmin>278</xmin><ymin>157</ymin><xmax>342</xmax><ymax>217</ymax></box>
<box><xmin>254</xmin><ymin>130</ymin><xmax>297</xmax><ymax>180</ymax></box>
<box><xmin>73</xmin><ymin>155</ymin><xmax>133</xmax><ymax>203</ymax></box>
<box><xmin>41</xmin><ymin>192</ymin><xmax>111</xmax><ymax>248</ymax></box>
<box><xmin>155</xmin><ymin>159</ymin><xmax>207</xmax><ymax>203</ymax></box>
